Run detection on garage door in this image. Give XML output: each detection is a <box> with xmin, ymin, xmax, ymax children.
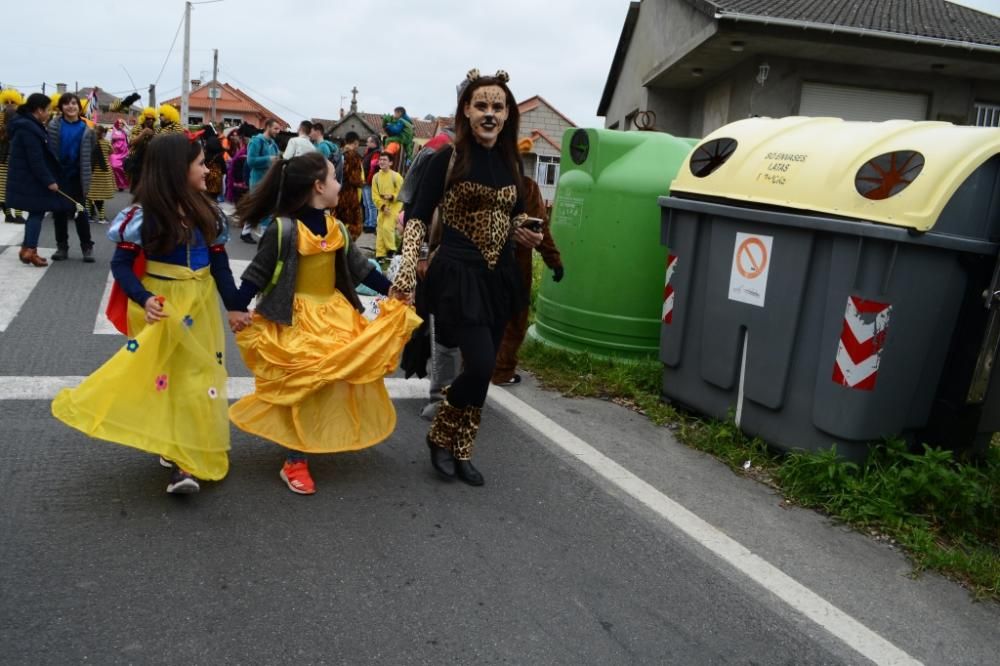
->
<box><xmin>799</xmin><ymin>82</ymin><xmax>928</xmax><ymax>122</ymax></box>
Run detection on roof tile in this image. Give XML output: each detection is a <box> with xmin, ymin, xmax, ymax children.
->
<box><xmin>702</xmin><ymin>0</ymin><xmax>1000</xmax><ymax>46</ymax></box>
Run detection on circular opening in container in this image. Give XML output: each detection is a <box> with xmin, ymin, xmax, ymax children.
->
<box><xmin>855</xmin><ymin>151</ymin><xmax>925</xmax><ymax>200</ymax></box>
<box><xmin>689</xmin><ymin>138</ymin><xmax>737</xmax><ymax>177</ymax></box>
<box><xmin>569</xmin><ymin>129</ymin><xmax>590</xmax><ymax>165</ymax></box>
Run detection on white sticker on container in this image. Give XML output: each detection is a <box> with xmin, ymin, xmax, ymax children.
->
<box><xmin>728</xmin><ymin>232</ymin><xmax>773</xmax><ymax>307</ymax></box>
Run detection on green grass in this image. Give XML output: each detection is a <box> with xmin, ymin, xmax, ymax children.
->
<box><xmin>522</xmin><ymin>258</ymin><xmax>1000</xmax><ymax>599</ymax></box>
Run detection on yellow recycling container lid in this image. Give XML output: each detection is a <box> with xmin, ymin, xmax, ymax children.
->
<box><xmin>669</xmin><ymin>116</ymin><xmax>1000</xmax><ymax>232</ymax></box>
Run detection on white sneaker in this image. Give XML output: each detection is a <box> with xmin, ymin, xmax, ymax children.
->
<box><xmin>166</xmin><ymin>469</ymin><xmax>200</xmax><ymax>494</ymax></box>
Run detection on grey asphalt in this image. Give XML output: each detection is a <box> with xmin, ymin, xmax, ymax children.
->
<box><xmin>0</xmin><ymin>194</ymin><xmax>997</xmax><ymax>665</ymax></box>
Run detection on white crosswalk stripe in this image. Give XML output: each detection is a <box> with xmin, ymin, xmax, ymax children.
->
<box><xmin>2</xmin><ymin>240</ymin><xmax>381</xmax><ymax>335</ymax></box>
<box><xmin>0</xmin><ymin>223</ymin><xmax>25</xmax><ymax>246</ymax></box>
<box><xmin>0</xmin><ymin>375</ymin><xmax>430</xmax><ymax>400</ymax></box>
<box><xmin>0</xmin><ymin>246</ymin><xmax>55</xmax><ymax>332</ymax></box>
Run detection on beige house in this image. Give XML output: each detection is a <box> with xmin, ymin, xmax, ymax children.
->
<box><xmin>599</xmin><ymin>0</ymin><xmax>1000</xmax><ymax>137</ymax></box>
<box><xmin>518</xmin><ymin>96</ymin><xmax>577</xmax><ymax>203</ymax></box>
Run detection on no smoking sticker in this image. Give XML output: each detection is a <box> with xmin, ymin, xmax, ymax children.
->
<box><xmin>729</xmin><ymin>232</ymin><xmax>773</xmax><ymax>307</ymax></box>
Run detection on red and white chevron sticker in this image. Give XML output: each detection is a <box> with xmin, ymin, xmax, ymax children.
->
<box><xmin>662</xmin><ymin>254</ymin><xmax>678</xmax><ymax>324</ymax></box>
<box><xmin>832</xmin><ymin>296</ymin><xmax>892</xmax><ymax>391</ymax></box>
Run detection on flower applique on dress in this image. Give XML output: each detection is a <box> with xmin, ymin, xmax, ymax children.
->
<box><xmin>155</xmin><ymin>374</ymin><xmax>169</xmax><ymax>392</ymax></box>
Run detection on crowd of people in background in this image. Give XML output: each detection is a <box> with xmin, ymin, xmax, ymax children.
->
<box><xmin>0</xmin><ymin>88</ymin><xmax>422</xmax><ymax>259</ymax></box>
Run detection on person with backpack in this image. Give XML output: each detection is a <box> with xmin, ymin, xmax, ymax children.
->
<box><xmin>309</xmin><ymin>122</ymin><xmax>338</xmax><ymax>163</ymax></box>
<box><xmin>226</xmin><ymin>152</ymin><xmax>420</xmax><ymax>495</ymax></box>
<box><xmin>383</xmin><ymin>106</ymin><xmax>414</xmax><ymax>167</ymax></box>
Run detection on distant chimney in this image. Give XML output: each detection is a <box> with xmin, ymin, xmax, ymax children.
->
<box><xmin>191</xmin><ymin>79</ymin><xmax>201</xmax><ymax>88</ymax></box>
<box><xmin>340</xmin><ymin>108</ymin><xmax>345</xmax><ymax>119</ymax></box>
<box><xmin>56</xmin><ymin>83</ymin><xmax>67</xmax><ymax>94</ymax></box>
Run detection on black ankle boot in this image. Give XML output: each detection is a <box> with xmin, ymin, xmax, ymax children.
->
<box><xmin>51</xmin><ymin>245</ymin><xmax>69</xmax><ymax>261</ymax></box>
<box><xmin>427</xmin><ymin>437</ymin><xmax>456</xmax><ymax>479</ymax></box>
<box><xmin>81</xmin><ymin>245</ymin><xmax>95</xmax><ymax>263</ymax></box>
<box><xmin>454</xmin><ymin>460</ymin><xmax>484</xmax><ymax>486</ymax></box>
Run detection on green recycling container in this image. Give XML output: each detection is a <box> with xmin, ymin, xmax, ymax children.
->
<box><xmin>529</xmin><ymin>128</ymin><xmax>698</xmax><ymax>357</ymax></box>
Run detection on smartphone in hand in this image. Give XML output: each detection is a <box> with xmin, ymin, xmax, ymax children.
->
<box><xmin>520</xmin><ymin>217</ymin><xmax>543</xmax><ymax>233</ymax></box>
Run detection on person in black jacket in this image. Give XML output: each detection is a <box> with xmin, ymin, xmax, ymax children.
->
<box><xmin>5</xmin><ymin>93</ymin><xmax>61</xmax><ymax>267</ymax></box>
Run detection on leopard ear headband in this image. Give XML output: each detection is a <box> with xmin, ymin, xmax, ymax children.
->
<box><xmin>466</xmin><ymin>69</ymin><xmax>510</xmax><ymax>84</ymax></box>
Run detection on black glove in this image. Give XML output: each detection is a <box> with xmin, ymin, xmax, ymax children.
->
<box><xmin>552</xmin><ymin>266</ymin><xmax>564</xmax><ymax>283</ymax></box>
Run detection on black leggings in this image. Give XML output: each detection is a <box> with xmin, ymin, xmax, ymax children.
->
<box><xmin>437</xmin><ymin>320</ymin><xmax>507</xmax><ymax>409</ymax></box>
<box><xmin>52</xmin><ymin>209</ymin><xmax>93</xmax><ymax>249</ymax></box>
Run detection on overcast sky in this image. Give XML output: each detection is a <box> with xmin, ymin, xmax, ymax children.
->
<box><xmin>4</xmin><ymin>0</ymin><xmax>999</xmax><ymax>130</ymax></box>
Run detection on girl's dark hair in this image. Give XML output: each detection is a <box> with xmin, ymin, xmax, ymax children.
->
<box><xmin>18</xmin><ymin>93</ymin><xmax>51</xmax><ymax>115</ymax></box>
<box><xmin>236</xmin><ymin>152</ymin><xmax>329</xmax><ymax>225</ymax></box>
<box><xmin>368</xmin><ymin>135</ymin><xmax>381</xmax><ymax>148</ymax></box>
<box><xmin>58</xmin><ymin>93</ymin><xmax>82</xmax><ymax>113</ymax></box>
<box><xmin>450</xmin><ymin>76</ymin><xmax>522</xmax><ymax>197</ymax></box>
<box><xmin>92</xmin><ymin>127</ymin><xmax>108</xmax><ymax>171</ymax></box>
<box><xmin>134</xmin><ymin>133</ymin><xmax>219</xmax><ymax>255</ymax></box>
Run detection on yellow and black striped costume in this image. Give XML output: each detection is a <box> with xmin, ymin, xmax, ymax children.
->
<box><xmin>0</xmin><ymin>109</ymin><xmax>10</xmax><ymax>207</ymax></box>
<box><xmin>88</xmin><ymin>139</ymin><xmax>115</xmax><ymax>201</ymax></box>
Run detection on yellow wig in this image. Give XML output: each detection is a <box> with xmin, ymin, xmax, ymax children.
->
<box><xmin>158</xmin><ymin>103</ymin><xmax>180</xmax><ymax>125</ymax></box>
<box><xmin>0</xmin><ymin>88</ymin><xmax>24</xmax><ymax>106</ymax></box>
<box><xmin>138</xmin><ymin>106</ymin><xmax>157</xmax><ymax>122</ymax></box>
<box><xmin>49</xmin><ymin>92</ymin><xmax>62</xmax><ymax>110</ymax></box>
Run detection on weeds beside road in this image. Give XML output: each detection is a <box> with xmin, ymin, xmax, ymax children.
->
<box><xmin>517</xmin><ymin>338</ymin><xmax>1000</xmax><ymax>600</ymax></box>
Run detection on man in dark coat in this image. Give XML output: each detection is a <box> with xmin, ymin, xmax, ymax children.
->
<box><xmin>5</xmin><ymin>93</ymin><xmax>62</xmax><ymax>267</ymax></box>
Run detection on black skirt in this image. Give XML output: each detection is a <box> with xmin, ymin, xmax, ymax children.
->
<box><xmin>423</xmin><ymin>227</ymin><xmax>525</xmax><ymax>329</ymax></box>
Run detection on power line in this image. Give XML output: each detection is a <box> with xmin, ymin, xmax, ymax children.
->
<box><xmin>219</xmin><ymin>68</ymin><xmax>309</xmax><ymax>121</ymax></box>
<box><xmin>153</xmin><ymin>10</ymin><xmax>186</xmax><ymax>87</ymax></box>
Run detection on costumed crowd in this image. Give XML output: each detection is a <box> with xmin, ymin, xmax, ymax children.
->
<box><xmin>1</xmin><ymin>68</ymin><xmax>563</xmax><ymax>495</ymax></box>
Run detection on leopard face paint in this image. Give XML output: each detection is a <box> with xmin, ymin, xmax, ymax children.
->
<box><xmin>465</xmin><ymin>85</ymin><xmax>508</xmax><ymax>148</ymax></box>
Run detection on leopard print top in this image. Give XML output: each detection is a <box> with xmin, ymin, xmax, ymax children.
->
<box><xmin>437</xmin><ymin>181</ymin><xmax>518</xmax><ymax>268</ymax></box>
<box><xmin>394</xmin><ymin>144</ymin><xmax>525</xmax><ymax>293</ymax></box>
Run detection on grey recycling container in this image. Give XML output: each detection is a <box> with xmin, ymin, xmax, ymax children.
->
<box><xmin>659</xmin><ymin>116</ymin><xmax>1000</xmax><ymax>459</ymax></box>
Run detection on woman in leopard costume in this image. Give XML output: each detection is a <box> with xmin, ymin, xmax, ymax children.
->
<box><xmin>394</xmin><ymin>70</ymin><xmax>543</xmax><ymax>486</ymax></box>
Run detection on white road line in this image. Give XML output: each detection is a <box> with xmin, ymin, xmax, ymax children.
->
<box><xmin>0</xmin><ymin>376</ymin><xmax>430</xmax><ymax>400</ymax></box>
<box><xmin>0</xmin><ymin>246</ymin><xmax>54</xmax><ymax>333</ymax></box>
<box><xmin>487</xmin><ymin>387</ymin><xmax>922</xmax><ymax>666</ymax></box>
<box><xmin>93</xmin><ymin>259</ymin><xmax>253</xmax><ymax>335</ymax></box>
<box><xmin>0</xmin><ymin>358</ymin><xmax>920</xmax><ymax>664</ymax></box>
<box><xmin>92</xmin><ymin>271</ymin><xmax>117</xmax><ymax>334</ymax></box>
<box><xmin>0</xmin><ymin>223</ymin><xmax>24</xmax><ymax>246</ymax></box>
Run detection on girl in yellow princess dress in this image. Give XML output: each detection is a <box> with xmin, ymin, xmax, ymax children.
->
<box><xmin>52</xmin><ymin>133</ymin><xmax>247</xmax><ymax>494</ymax></box>
<box><xmin>229</xmin><ymin>152</ymin><xmax>420</xmax><ymax>495</ymax></box>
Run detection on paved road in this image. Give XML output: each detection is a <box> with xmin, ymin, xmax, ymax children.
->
<box><xmin>0</xmin><ymin>196</ymin><xmax>997</xmax><ymax>665</ymax></box>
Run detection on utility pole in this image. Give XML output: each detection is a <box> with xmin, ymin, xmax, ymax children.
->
<box><xmin>149</xmin><ymin>84</ymin><xmax>156</xmax><ymax>109</ymax></box>
<box><xmin>211</xmin><ymin>48</ymin><xmax>218</xmax><ymax>124</ymax></box>
<box><xmin>181</xmin><ymin>0</ymin><xmax>192</xmax><ymax>125</ymax></box>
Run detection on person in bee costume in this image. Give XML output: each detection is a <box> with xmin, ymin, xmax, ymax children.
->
<box><xmin>0</xmin><ymin>88</ymin><xmax>26</xmax><ymax>222</ymax></box>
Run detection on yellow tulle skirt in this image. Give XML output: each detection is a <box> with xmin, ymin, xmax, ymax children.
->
<box><xmin>51</xmin><ymin>264</ymin><xmax>230</xmax><ymax>480</ymax></box>
<box><xmin>230</xmin><ymin>293</ymin><xmax>421</xmax><ymax>453</ymax></box>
